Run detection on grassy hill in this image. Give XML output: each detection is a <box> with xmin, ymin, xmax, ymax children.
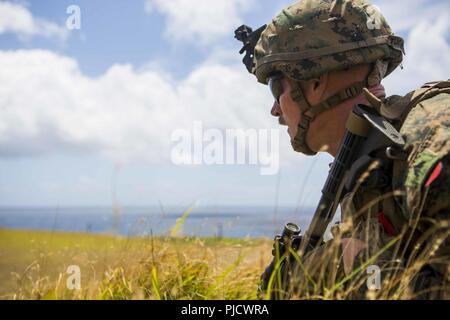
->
<box><xmin>0</xmin><ymin>229</ymin><xmax>271</xmax><ymax>300</ymax></box>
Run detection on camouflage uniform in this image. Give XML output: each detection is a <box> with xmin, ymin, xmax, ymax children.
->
<box><xmin>338</xmin><ymin>81</ymin><xmax>450</xmax><ymax>299</ymax></box>
<box><xmin>237</xmin><ymin>0</ymin><xmax>449</xmax><ymax>299</ymax></box>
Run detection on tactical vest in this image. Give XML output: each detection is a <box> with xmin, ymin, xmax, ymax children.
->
<box><xmin>342</xmin><ymin>80</ymin><xmax>450</xmax><ymax>236</ymax></box>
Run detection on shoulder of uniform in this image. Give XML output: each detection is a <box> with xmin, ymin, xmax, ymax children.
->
<box><xmin>378</xmin><ymin>80</ymin><xmax>450</xmax><ymax>123</ymax></box>
<box><xmin>377</xmin><ymin>90</ymin><xmax>420</xmax><ymax>122</ymax></box>
<box><xmin>391</xmin><ymin>81</ymin><xmax>450</xmax><ymax>189</ymax></box>
<box><xmin>400</xmin><ymin>82</ymin><xmax>450</xmax><ymax>190</ymax></box>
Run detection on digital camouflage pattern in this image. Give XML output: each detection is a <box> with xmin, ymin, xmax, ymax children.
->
<box><xmin>393</xmin><ymin>83</ymin><xmax>450</xmax><ymax>293</ymax></box>
<box><xmin>399</xmin><ymin>89</ymin><xmax>450</xmax><ymax>224</ymax></box>
<box><xmin>254</xmin><ymin>0</ymin><xmax>404</xmax><ymax>85</ymax></box>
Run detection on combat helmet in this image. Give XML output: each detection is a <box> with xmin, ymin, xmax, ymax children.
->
<box><xmin>235</xmin><ymin>0</ymin><xmax>405</xmax><ymax>155</ymax></box>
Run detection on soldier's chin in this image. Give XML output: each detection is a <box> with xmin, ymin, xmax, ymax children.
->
<box><xmin>287</xmin><ymin>127</ymin><xmax>295</xmax><ymax>140</ymax></box>
<box><xmin>290</xmin><ymin>139</ymin><xmax>303</xmax><ymax>153</ymax></box>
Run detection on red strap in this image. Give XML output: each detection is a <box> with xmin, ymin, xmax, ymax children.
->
<box><xmin>377</xmin><ymin>163</ymin><xmax>444</xmax><ymax>236</ymax></box>
<box><xmin>378</xmin><ymin>212</ymin><xmax>396</xmax><ymax>236</ymax></box>
<box><xmin>425</xmin><ymin>162</ymin><xmax>443</xmax><ymax>187</ymax></box>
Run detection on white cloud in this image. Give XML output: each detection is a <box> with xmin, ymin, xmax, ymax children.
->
<box><xmin>0</xmin><ymin>49</ymin><xmax>277</xmax><ymax>164</ymax></box>
<box><xmin>144</xmin><ymin>0</ymin><xmax>255</xmax><ymax>45</ymax></box>
<box><xmin>383</xmin><ymin>12</ymin><xmax>450</xmax><ymax>94</ymax></box>
<box><xmin>373</xmin><ymin>0</ymin><xmax>449</xmax><ymax>33</ymax></box>
<box><xmin>0</xmin><ymin>1</ymin><xmax>67</xmax><ymax>40</ymax></box>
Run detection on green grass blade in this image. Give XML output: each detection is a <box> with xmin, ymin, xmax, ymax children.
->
<box><xmin>170</xmin><ymin>204</ymin><xmax>195</xmax><ymax>237</ymax></box>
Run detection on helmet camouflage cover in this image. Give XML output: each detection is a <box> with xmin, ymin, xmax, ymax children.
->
<box><xmin>254</xmin><ymin>0</ymin><xmax>405</xmax><ymax>85</ymax></box>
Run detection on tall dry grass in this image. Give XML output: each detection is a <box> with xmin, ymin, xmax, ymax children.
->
<box><xmin>1</xmin><ymin>203</ymin><xmax>448</xmax><ymax>300</ymax></box>
<box><xmin>0</xmin><ymin>228</ymin><xmax>272</xmax><ymax>300</ymax></box>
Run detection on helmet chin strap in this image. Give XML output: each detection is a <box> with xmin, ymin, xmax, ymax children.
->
<box><xmin>289</xmin><ymin>79</ymin><xmax>368</xmax><ymax>155</ymax></box>
<box><xmin>290</xmin><ymin>85</ymin><xmax>316</xmax><ymax>155</ymax></box>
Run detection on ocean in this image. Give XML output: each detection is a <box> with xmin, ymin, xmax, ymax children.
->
<box><xmin>0</xmin><ymin>206</ymin><xmax>316</xmax><ymax>238</ymax></box>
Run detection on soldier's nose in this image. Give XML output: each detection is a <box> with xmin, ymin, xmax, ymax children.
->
<box><xmin>271</xmin><ymin>101</ymin><xmax>282</xmax><ymax>117</ymax></box>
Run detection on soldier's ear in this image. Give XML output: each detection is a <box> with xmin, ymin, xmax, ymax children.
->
<box><xmin>316</xmin><ymin>74</ymin><xmax>328</xmax><ymax>94</ymax></box>
<box><xmin>308</xmin><ymin>74</ymin><xmax>328</xmax><ymax>102</ymax></box>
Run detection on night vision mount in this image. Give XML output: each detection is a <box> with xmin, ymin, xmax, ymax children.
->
<box><xmin>234</xmin><ymin>24</ymin><xmax>267</xmax><ymax>74</ymax></box>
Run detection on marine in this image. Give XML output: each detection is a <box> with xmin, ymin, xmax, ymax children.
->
<box><xmin>235</xmin><ymin>0</ymin><xmax>449</xmax><ymax>299</ymax></box>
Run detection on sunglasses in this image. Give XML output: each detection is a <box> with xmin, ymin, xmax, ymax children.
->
<box><xmin>268</xmin><ymin>74</ymin><xmax>284</xmax><ymax>104</ymax></box>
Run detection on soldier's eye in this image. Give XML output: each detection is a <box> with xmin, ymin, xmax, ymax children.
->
<box><xmin>268</xmin><ymin>75</ymin><xmax>283</xmax><ymax>104</ymax></box>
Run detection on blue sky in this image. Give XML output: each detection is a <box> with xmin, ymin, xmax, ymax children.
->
<box><xmin>0</xmin><ymin>0</ymin><xmax>449</xmax><ymax>211</ymax></box>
